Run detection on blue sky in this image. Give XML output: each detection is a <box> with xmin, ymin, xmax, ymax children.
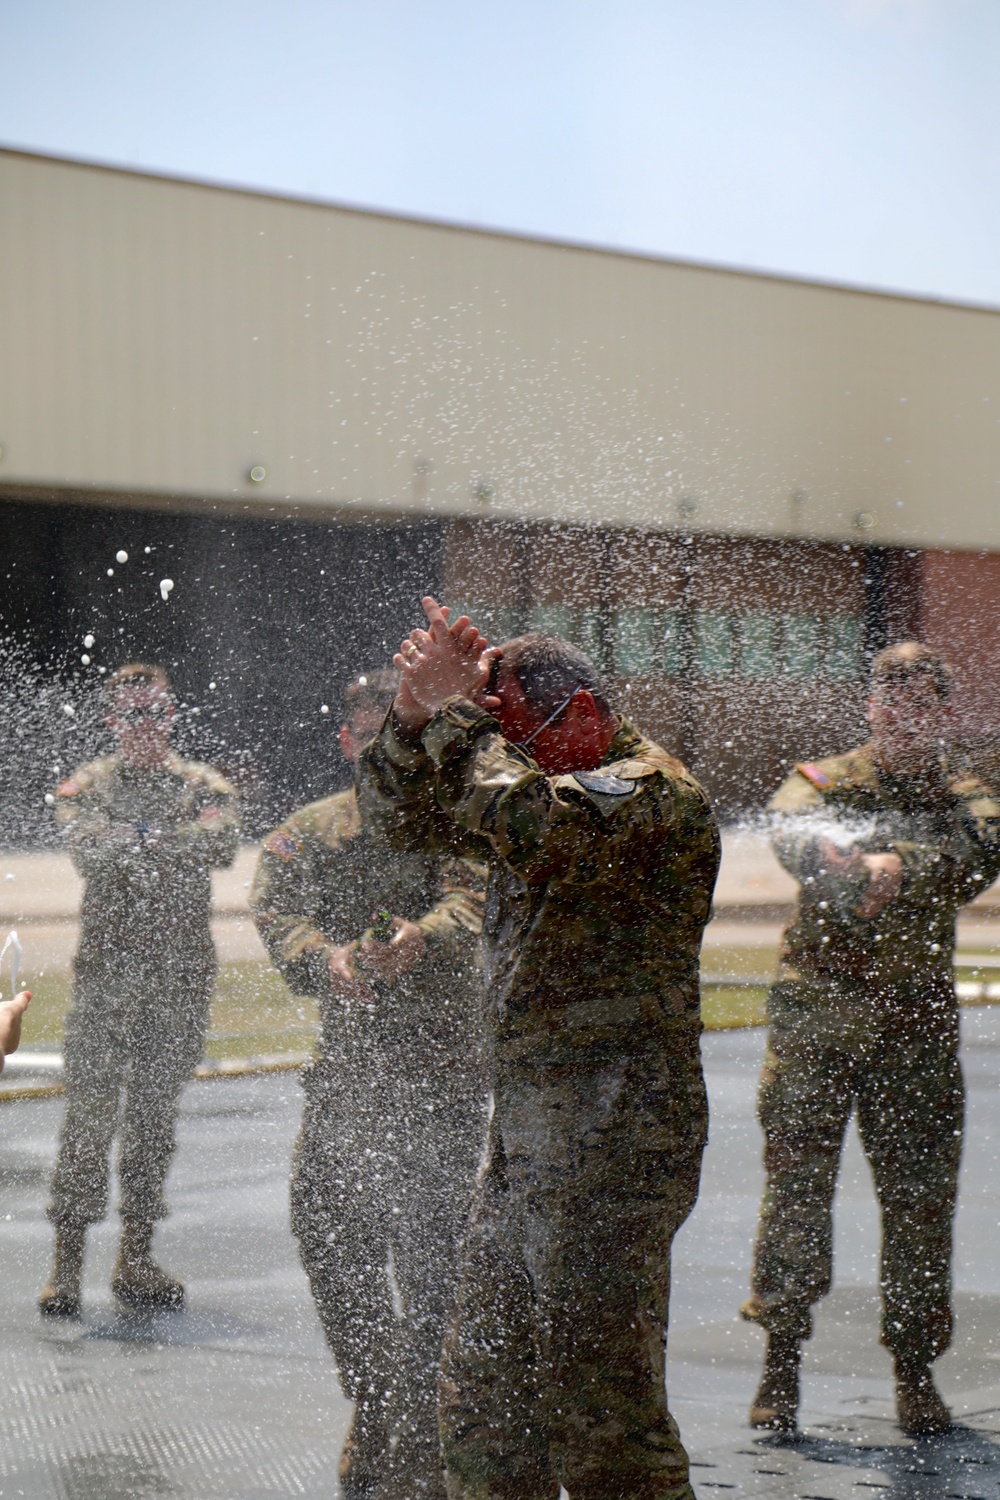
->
<box><xmin>2</xmin><ymin>0</ymin><xmax>998</xmax><ymax>304</ymax></box>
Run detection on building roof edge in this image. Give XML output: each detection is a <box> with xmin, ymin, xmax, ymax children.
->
<box><xmin>3</xmin><ymin>141</ymin><xmax>999</xmax><ymax>319</ymax></box>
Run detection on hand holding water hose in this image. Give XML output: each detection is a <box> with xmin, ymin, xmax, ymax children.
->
<box><xmin>0</xmin><ymin>930</ymin><xmax>30</xmax><ymax>1074</ymax></box>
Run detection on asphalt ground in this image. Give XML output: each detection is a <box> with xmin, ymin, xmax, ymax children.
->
<box><xmin>4</xmin><ymin>1012</ymin><xmax>1000</xmax><ymax>1499</ymax></box>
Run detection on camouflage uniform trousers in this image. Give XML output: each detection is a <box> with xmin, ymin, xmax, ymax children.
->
<box><xmin>48</xmin><ymin>950</ymin><xmax>215</xmax><ymax>1227</ymax></box>
<box><xmin>290</xmin><ymin>1056</ymin><xmax>487</xmax><ymax>1498</ymax></box>
<box><xmin>439</xmin><ymin>1022</ymin><xmax>708</xmax><ymax>1500</ymax></box>
<box><xmin>749</xmin><ymin>975</ymin><xmax>964</xmax><ymax>1365</ymax></box>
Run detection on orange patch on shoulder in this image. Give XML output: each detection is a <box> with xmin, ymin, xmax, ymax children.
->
<box><xmin>264</xmin><ymin>829</ymin><xmax>303</xmax><ymax>862</ymax></box>
<box><xmin>796</xmin><ymin>761</ymin><xmax>832</xmax><ymax>790</ymax></box>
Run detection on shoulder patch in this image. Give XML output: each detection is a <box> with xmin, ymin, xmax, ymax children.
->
<box><xmin>572</xmin><ymin>771</ymin><xmax>636</xmax><ymax>797</ymax></box>
<box><xmin>263</xmin><ymin>829</ymin><xmax>303</xmax><ymax>863</ymax></box>
<box><xmin>55</xmin><ymin>779</ymin><xmax>83</xmax><ymax>797</ymax></box>
<box><xmin>796</xmin><ymin>761</ymin><xmax>833</xmax><ymax>791</ymax></box>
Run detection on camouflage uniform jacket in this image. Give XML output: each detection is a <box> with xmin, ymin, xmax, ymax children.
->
<box><xmin>358</xmin><ymin>698</ymin><xmax>721</xmax><ymax>1067</ymax></box>
<box><xmin>770</xmin><ymin>743</ymin><xmax>1000</xmax><ymax>988</ymax></box>
<box><xmin>250</xmin><ymin>787</ymin><xmax>485</xmax><ymax>1067</ymax></box>
<box><xmin>54</xmin><ymin>752</ymin><xmax>240</xmax><ymax>968</ymax></box>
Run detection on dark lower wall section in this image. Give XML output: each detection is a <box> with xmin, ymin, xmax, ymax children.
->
<box><xmin>2</xmin><ymin>497</ymin><xmax>993</xmax><ymax>843</ymax></box>
<box><xmin>0</xmin><ymin>497</ymin><xmax>444</xmax><ymax>842</ymax></box>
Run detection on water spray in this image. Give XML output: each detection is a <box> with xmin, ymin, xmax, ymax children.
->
<box><xmin>0</xmin><ymin>929</ymin><xmax>22</xmax><ymax>998</ymax></box>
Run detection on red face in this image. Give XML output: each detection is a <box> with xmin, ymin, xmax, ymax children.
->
<box><xmin>107</xmin><ymin>685</ymin><xmax>175</xmax><ymax>768</ymax></box>
<box><xmin>485</xmin><ymin>662</ymin><xmax>617</xmax><ymax>775</ymax></box>
<box><xmin>866</xmin><ymin>675</ymin><xmax>950</xmax><ymax>776</ymax></box>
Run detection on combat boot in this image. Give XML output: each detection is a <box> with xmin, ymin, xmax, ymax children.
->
<box><xmin>111</xmin><ymin>1219</ymin><xmax>184</xmax><ymax>1309</ymax></box>
<box><xmin>748</xmin><ymin>1328</ymin><xmax>801</xmax><ymax>1431</ymax></box>
<box><xmin>894</xmin><ymin>1357</ymin><xmax>952</xmax><ymax>1437</ymax></box>
<box><xmin>38</xmin><ymin>1222</ymin><xmax>86</xmax><ymax>1318</ymax></box>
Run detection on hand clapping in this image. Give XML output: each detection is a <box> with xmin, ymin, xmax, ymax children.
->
<box><xmin>392</xmin><ymin>597</ymin><xmax>500</xmax><ymax>731</ymax></box>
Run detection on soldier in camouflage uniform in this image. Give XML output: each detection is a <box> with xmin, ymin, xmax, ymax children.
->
<box><xmin>40</xmin><ymin>664</ymin><xmax>240</xmax><ymax>1317</ymax></box>
<box><xmin>359</xmin><ymin>600</ymin><xmax>720</xmax><ymax>1500</ymax></box>
<box><xmin>742</xmin><ymin>642</ymin><xmax>1000</xmax><ymax>1436</ymax></box>
<box><xmin>250</xmin><ymin>669</ymin><xmax>487</xmax><ymax>1500</ymax></box>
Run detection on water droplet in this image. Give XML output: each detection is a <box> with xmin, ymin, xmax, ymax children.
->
<box><xmin>83</xmin><ymin>633</ymin><xmax>95</xmax><ymax>649</ymax></box>
<box><xmin>160</xmin><ymin>578</ymin><xmax>175</xmax><ymax>601</ymax></box>
<box><xmin>116</xmin><ymin>550</ymin><xmax>129</xmax><ymax>564</ymax></box>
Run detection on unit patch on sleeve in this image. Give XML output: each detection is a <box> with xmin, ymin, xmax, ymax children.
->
<box><xmin>572</xmin><ymin>771</ymin><xmax>636</xmax><ymax>797</ymax></box>
<box><xmin>264</xmin><ymin>829</ymin><xmax>303</xmax><ymax>862</ymax></box>
<box><xmin>796</xmin><ymin>762</ymin><xmax>832</xmax><ymax>791</ymax></box>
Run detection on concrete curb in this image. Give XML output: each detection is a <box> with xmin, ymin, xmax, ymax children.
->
<box><xmin>0</xmin><ymin>1052</ymin><xmax>311</xmax><ymax>1104</ymax></box>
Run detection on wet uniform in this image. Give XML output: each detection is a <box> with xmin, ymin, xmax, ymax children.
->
<box><xmin>49</xmin><ymin>753</ymin><xmax>239</xmax><ymax>1228</ymax></box>
<box><xmin>250</xmin><ymin>788</ymin><xmax>487</xmax><ymax>1498</ymax></box>
<box><xmin>359</xmin><ymin>699</ymin><xmax>720</xmax><ymax>1500</ymax></box>
<box><xmin>747</xmin><ymin>745</ymin><xmax>1000</xmax><ymax>1367</ymax></box>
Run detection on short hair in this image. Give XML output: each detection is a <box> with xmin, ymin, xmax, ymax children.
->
<box><xmin>870</xmin><ymin>641</ymin><xmax>952</xmax><ymax>701</ymax></box>
<box><xmin>499</xmin><ymin>634</ymin><xmax>612</xmax><ymax>717</ymax></box>
<box><xmin>342</xmin><ymin>667</ymin><xmax>399</xmax><ymax>718</ymax></box>
<box><xmin>105</xmin><ymin>663</ymin><xmax>172</xmax><ymax>698</ymax></box>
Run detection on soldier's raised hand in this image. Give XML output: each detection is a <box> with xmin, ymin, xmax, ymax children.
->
<box><xmin>393</xmin><ymin>597</ymin><xmax>498</xmax><ymax>728</ymax></box>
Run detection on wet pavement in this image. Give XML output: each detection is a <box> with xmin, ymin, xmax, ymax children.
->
<box><xmin>3</xmin><ymin>1013</ymin><xmax>1000</xmax><ymax>1498</ymax></box>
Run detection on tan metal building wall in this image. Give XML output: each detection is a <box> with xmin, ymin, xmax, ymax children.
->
<box><xmin>1</xmin><ymin>147</ymin><xmax>999</xmax><ymax>552</ymax></box>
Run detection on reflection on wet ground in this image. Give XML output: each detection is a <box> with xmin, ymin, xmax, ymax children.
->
<box><xmin>4</xmin><ymin>1015</ymin><xmax>1000</xmax><ymax>1497</ymax></box>
<box><xmin>691</xmin><ymin>1421</ymin><xmax>1000</xmax><ymax>1497</ymax></box>
<box><xmin>2</xmin><ymin>1074</ymin><xmax>349</xmax><ymax>1499</ymax></box>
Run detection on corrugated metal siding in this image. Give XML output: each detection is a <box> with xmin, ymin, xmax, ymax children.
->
<box><xmin>1</xmin><ymin>148</ymin><xmax>998</xmax><ymax>549</ymax></box>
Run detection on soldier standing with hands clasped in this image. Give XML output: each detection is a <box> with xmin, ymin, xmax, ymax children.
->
<box><xmin>742</xmin><ymin>642</ymin><xmax>1000</xmax><ymax>1436</ymax></box>
<box><xmin>40</xmin><ymin>664</ymin><xmax>240</xmax><ymax>1317</ymax></box>
<box><xmin>359</xmin><ymin>599</ymin><xmax>720</xmax><ymax>1500</ymax></box>
<box><xmin>251</xmin><ymin>669</ymin><xmax>487</xmax><ymax>1500</ymax></box>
